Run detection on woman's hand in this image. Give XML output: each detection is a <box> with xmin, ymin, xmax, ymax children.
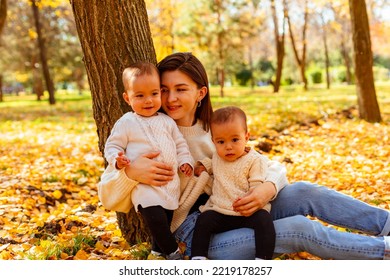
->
<box><xmin>232</xmin><ymin>182</ymin><xmax>276</xmax><ymax>216</ymax></box>
<box><xmin>124</xmin><ymin>152</ymin><xmax>174</xmax><ymax>186</ymax></box>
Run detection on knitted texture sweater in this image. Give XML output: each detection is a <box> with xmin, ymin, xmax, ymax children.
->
<box><xmin>98</xmin><ymin>120</ymin><xmax>289</xmax><ymax>231</ymax></box>
<box><xmin>103</xmin><ymin>112</ymin><xmax>194</xmax><ymax>211</ymax></box>
<box><xmin>199</xmin><ymin>148</ymin><xmax>271</xmax><ymax>216</ymax></box>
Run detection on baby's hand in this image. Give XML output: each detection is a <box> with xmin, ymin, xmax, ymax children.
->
<box><xmin>180</xmin><ymin>163</ymin><xmax>193</xmax><ymax>177</ymax></box>
<box><xmin>194</xmin><ymin>164</ymin><xmax>207</xmax><ymax>177</ymax></box>
<box><xmin>115</xmin><ymin>152</ymin><xmax>131</xmax><ymax>169</ymax></box>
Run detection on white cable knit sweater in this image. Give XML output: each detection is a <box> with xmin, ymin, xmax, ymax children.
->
<box><xmin>199</xmin><ymin>148</ymin><xmax>271</xmax><ymax>216</ymax></box>
<box><xmin>98</xmin><ymin>120</ymin><xmax>289</xmax><ymax>231</ymax></box>
<box><xmin>104</xmin><ymin>112</ymin><xmax>194</xmax><ymax>211</ymax></box>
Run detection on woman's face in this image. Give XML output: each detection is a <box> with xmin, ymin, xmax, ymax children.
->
<box><xmin>160</xmin><ymin>70</ymin><xmax>205</xmax><ymax>127</ymax></box>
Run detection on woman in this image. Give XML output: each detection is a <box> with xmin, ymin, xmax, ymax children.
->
<box><xmin>99</xmin><ymin>52</ymin><xmax>390</xmax><ymax>259</ymax></box>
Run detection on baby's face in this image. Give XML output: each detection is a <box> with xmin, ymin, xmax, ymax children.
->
<box><xmin>123</xmin><ymin>73</ymin><xmax>161</xmax><ymax>117</ymax></box>
<box><xmin>211</xmin><ymin>119</ymin><xmax>249</xmax><ymax>162</ymax></box>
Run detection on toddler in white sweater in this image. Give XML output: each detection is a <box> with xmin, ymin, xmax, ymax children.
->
<box><xmin>191</xmin><ymin>106</ymin><xmax>275</xmax><ymax>260</ymax></box>
<box><xmin>104</xmin><ymin>62</ymin><xmax>194</xmax><ymax>259</ymax></box>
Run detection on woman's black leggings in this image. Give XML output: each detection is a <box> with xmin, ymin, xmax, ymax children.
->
<box><xmin>138</xmin><ymin>205</ymin><xmax>177</xmax><ymax>255</ymax></box>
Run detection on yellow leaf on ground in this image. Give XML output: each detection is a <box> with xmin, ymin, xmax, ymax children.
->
<box><xmin>52</xmin><ymin>190</ymin><xmax>63</xmax><ymax>199</ymax></box>
<box><xmin>74</xmin><ymin>249</ymin><xmax>89</xmax><ymax>260</ymax></box>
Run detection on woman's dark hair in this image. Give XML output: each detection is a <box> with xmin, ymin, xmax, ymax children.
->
<box><xmin>157</xmin><ymin>52</ymin><xmax>213</xmax><ymax>131</ymax></box>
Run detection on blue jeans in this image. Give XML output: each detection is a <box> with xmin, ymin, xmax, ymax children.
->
<box><xmin>174</xmin><ymin>182</ymin><xmax>390</xmax><ymax>259</ymax></box>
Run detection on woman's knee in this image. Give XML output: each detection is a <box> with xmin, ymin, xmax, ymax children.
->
<box><xmin>286</xmin><ymin>181</ymin><xmax>326</xmax><ymax>201</ymax></box>
<box><xmin>275</xmin><ymin>215</ymin><xmax>315</xmax><ymax>234</ymax></box>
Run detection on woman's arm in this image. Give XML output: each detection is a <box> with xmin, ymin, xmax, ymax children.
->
<box><xmin>232</xmin><ymin>181</ymin><xmax>275</xmax><ymax>216</ymax></box>
<box><xmin>232</xmin><ymin>155</ymin><xmax>289</xmax><ymax>216</ymax></box>
<box><xmin>98</xmin><ymin>152</ymin><xmax>174</xmax><ymax>212</ymax></box>
<box><xmin>124</xmin><ymin>152</ymin><xmax>175</xmax><ymax>186</ymax></box>
<box><xmin>264</xmin><ymin>156</ymin><xmax>289</xmax><ymax>195</ymax></box>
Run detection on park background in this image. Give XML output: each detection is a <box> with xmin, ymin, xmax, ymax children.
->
<box><xmin>0</xmin><ymin>0</ymin><xmax>389</xmax><ymax>260</ymax></box>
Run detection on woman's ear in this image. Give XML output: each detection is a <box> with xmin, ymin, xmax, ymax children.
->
<box><xmin>197</xmin><ymin>86</ymin><xmax>207</xmax><ymax>102</ymax></box>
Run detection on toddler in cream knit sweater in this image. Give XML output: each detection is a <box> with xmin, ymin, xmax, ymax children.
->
<box><xmin>104</xmin><ymin>62</ymin><xmax>194</xmax><ymax>260</ymax></box>
<box><xmin>191</xmin><ymin>106</ymin><xmax>275</xmax><ymax>260</ymax></box>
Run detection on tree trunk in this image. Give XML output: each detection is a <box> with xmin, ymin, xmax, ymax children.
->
<box><xmin>341</xmin><ymin>40</ymin><xmax>353</xmax><ymax>84</ymax></box>
<box><xmin>0</xmin><ymin>74</ymin><xmax>3</xmax><ymax>102</ymax></box>
<box><xmin>0</xmin><ymin>0</ymin><xmax>6</xmax><ymax>36</ymax></box>
<box><xmin>0</xmin><ymin>0</ymin><xmax>7</xmax><ymax>103</ymax></box>
<box><xmin>31</xmin><ymin>0</ymin><xmax>56</xmax><ymax>105</ymax></box>
<box><xmin>286</xmin><ymin>0</ymin><xmax>308</xmax><ymax>90</ymax></box>
<box><xmin>32</xmin><ymin>54</ymin><xmax>44</xmax><ymax>101</ymax></box>
<box><xmin>71</xmin><ymin>0</ymin><xmax>156</xmax><ymax>245</ymax></box>
<box><xmin>33</xmin><ymin>74</ymin><xmax>44</xmax><ymax>101</ymax></box>
<box><xmin>349</xmin><ymin>0</ymin><xmax>381</xmax><ymax>122</ymax></box>
<box><xmin>216</xmin><ymin>1</ymin><xmax>225</xmax><ymax>98</ymax></box>
<box><xmin>271</xmin><ymin>0</ymin><xmax>286</xmax><ymax>93</ymax></box>
<box><xmin>321</xmin><ymin>14</ymin><xmax>330</xmax><ymax>89</ymax></box>
<box><xmin>248</xmin><ymin>46</ymin><xmax>255</xmax><ymax>90</ymax></box>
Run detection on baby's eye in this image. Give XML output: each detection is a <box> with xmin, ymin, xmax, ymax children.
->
<box><xmin>217</xmin><ymin>140</ymin><xmax>225</xmax><ymax>144</ymax></box>
<box><xmin>232</xmin><ymin>138</ymin><xmax>240</xmax><ymax>142</ymax></box>
<box><xmin>153</xmin><ymin>91</ymin><xmax>160</xmax><ymax>96</ymax></box>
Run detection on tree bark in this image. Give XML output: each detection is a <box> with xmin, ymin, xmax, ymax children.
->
<box><xmin>70</xmin><ymin>0</ymin><xmax>156</xmax><ymax>245</ymax></box>
<box><xmin>340</xmin><ymin>40</ymin><xmax>353</xmax><ymax>84</ymax></box>
<box><xmin>349</xmin><ymin>0</ymin><xmax>381</xmax><ymax>122</ymax></box>
<box><xmin>31</xmin><ymin>0</ymin><xmax>56</xmax><ymax>105</ymax></box>
<box><xmin>0</xmin><ymin>0</ymin><xmax>7</xmax><ymax>102</ymax></box>
<box><xmin>271</xmin><ymin>0</ymin><xmax>286</xmax><ymax>93</ymax></box>
<box><xmin>286</xmin><ymin>0</ymin><xmax>308</xmax><ymax>90</ymax></box>
<box><xmin>321</xmin><ymin>13</ymin><xmax>330</xmax><ymax>89</ymax></box>
<box><xmin>0</xmin><ymin>0</ymin><xmax>6</xmax><ymax>37</ymax></box>
<box><xmin>216</xmin><ymin>0</ymin><xmax>225</xmax><ymax>97</ymax></box>
<box><xmin>0</xmin><ymin>74</ymin><xmax>3</xmax><ymax>102</ymax></box>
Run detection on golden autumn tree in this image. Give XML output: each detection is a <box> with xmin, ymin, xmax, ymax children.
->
<box><xmin>70</xmin><ymin>0</ymin><xmax>155</xmax><ymax>245</ymax></box>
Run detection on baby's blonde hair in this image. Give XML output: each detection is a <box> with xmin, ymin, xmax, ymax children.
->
<box><xmin>122</xmin><ymin>62</ymin><xmax>159</xmax><ymax>91</ymax></box>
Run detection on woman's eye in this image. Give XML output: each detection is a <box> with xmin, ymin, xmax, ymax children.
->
<box><xmin>161</xmin><ymin>88</ymin><xmax>168</xmax><ymax>94</ymax></box>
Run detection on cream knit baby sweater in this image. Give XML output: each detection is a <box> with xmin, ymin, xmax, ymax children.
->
<box><xmin>199</xmin><ymin>148</ymin><xmax>271</xmax><ymax>216</ymax></box>
<box><xmin>98</xmin><ymin>121</ymin><xmax>289</xmax><ymax>231</ymax></box>
<box><xmin>104</xmin><ymin>112</ymin><xmax>194</xmax><ymax>211</ymax></box>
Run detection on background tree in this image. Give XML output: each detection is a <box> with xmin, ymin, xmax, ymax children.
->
<box><xmin>70</xmin><ymin>0</ymin><xmax>155</xmax><ymax>245</ymax></box>
<box><xmin>31</xmin><ymin>0</ymin><xmax>55</xmax><ymax>104</ymax></box>
<box><xmin>319</xmin><ymin>12</ymin><xmax>330</xmax><ymax>89</ymax></box>
<box><xmin>330</xmin><ymin>2</ymin><xmax>354</xmax><ymax>84</ymax></box>
<box><xmin>270</xmin><ymin>0</ymin><xmax>286</xmax><ymax>92</ymax></box>
<box><xmin>349</xmin><ymin>0</ymin><xmax>381</xmax><ymax>122</ymax></box>
<box><xmin>0</xmin><ymin>1</ymin><xmax>84</xmax><ymax>101</ymax></box>
<box><xmin>0</xmin><ymin>0</ymin><xmax>7</xmax><ymax>102</ymax></box>
<box><xmin>285</xmin><ymin>0</ymin><xmax>309</xmax><ymax>90</ymax></box>
<box><xmin>0</xmin><ymin>0</ymin><xmax>5</xmax><ymax>35</ymax></box>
